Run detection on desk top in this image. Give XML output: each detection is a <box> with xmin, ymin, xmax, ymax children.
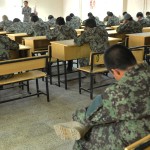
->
<box><xmin>107</xmin><ymin>30</ymin><xmax>117</xmax><ymax>35</ymax></box>
<box><xmin>19</xmin><ymin>44</ymin><xmax>31</xmax><ymax>50</ymax></box>
<box><xmin>23</xmin><ymin>36</ymin><xmax>47</xmax><ymax>40</ymax></box>
<box><xmin>0</xmin><ymin>31</ymin><xmax>10</xmax><ymax>35</ymax></box>
<box><xmin>126</xmin><ymin>32</ymin><xmax>150</xmax><ymax>37</ymax></box>
<box><xmin>7</xmin><ymin>33</ymin><xmax>28</xmax><ymax>37</ymax></box>
<box><xmin>51</xmin><ymin>37</ymin><xmax>121</xmax><ymax>46</ymax></box>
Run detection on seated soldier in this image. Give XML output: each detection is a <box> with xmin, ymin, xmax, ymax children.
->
<box><xmin>54</xmin><ymin>44</ymin><xmax>150</xmax><ymax>150</ymax></box>
<box><xmin>146</xmin><ymin>11</ymin><xmax>150</xmax><ymax>20</ymax></box>
<box><xmin>31</xmin><ymin>15</ymin><xmax>48</xmax><ymax>36</ymax></box>
<box><xmin>107</xmin><ymin>12</ymin><xmax>120</xmax><ymax>26</ymax></box>
<box><xmin>46</xmin><ymin>17</ymin><xmax>77</xmax><ymax>72</ymax></box>
<box><xmin>136</xmin><ymin>12</ymin><xmax>150</xmax><ymax>27</ymax></box>
<box><xmin>6</xmin><ymin>18</ymin><xmax>33</xmax><ymax>34</ymax></box>
<box><xmin>74</xmin><ymin>18</ymin><xmax>108</xmax><ymax>67</ymax></box>
<box><xmin>0</xmin><ymin>15</ymin><xmax>13</xmax><ymax>31</ymax></box>
<box><xmin>69</xmin><ymin>13</ymin><xmax>81</xmax><ymax>29</ymax></box>
<box><xmin>47</xmin><ymin>15</ymin><xmax>56</xmax><ymax>27</ymax></box>
<box><xmin>117</xmin><ymin>13</ymin><xmax>142</xmax><ymax>34</ymax></box>
<box><xmin>0</xmin><ymin>35</ymin><xmax>19</xmax><ymax>80</ymax></box>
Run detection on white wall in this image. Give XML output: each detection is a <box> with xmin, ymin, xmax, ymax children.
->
<box><xmin>0</xmin><ymin>0</ymin><xmax>64</xmax><ymax>22</ymax></box>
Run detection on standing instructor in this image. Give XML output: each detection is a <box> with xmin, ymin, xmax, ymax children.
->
<box><xmin>22</xmin><ymin>1</ymin><xmax>31</xmax><ymax>22</ymax></box>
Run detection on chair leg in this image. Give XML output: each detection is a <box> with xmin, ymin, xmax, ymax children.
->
<box><xmin>45</xmin><ymin>76</ymin><xmax>50</xmax><ymax>102</ymax></box>
<box><xmin>27</xmin><ymin>80</ymin><xmax>31</xmax><ymax>94</ymax></box>
<box><xmin>36</xmin><ymin>78</ymin><xmax>40</xmax><ymax>97</ymax></box>
<box><xmin>64</xmin><ymin>61</ymin><xmax>67</xmax><ymax>90</ymax></box>
<box><xmin>79</xmin><ymin>71</ymin><xmax>81</xmax><ymax>94</ymax></box>
<box><xmin>49</xmin><ymin>61</ymin><xmax>53</xmax><ymax>85</ymax></box>
<box><xmin>57</xmin><ymin>59</ymin><xmax>60</xmax><ymax>87</ymax></box>
<box><xmin>90</xmin><ymin>74</ymin><xmax>94</xmax><ymax>100</ymax></box>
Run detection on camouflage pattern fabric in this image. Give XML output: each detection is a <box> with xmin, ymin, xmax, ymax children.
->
<box><xmin>137</xmin><ymin>18</ymin><xmax>150</xmax><ymax>27</ymax></box>
<box><xmin>31</xmin><ymin>20</ymin><xmax>48</xmax><ymax>36</ymax></box>
<box><xmin>6</xmin><ymin>22</ymin><xmax>33</xmax><ymax>34</ymax></box>
<box><xmin>74</xmin><ymin>26</ymin><xmax>108</xmax><ymax>67</ymax></box>
<box><xmin>0</xmin><ymin>20</ymin><xmax>13</xmax><ymax>30</ymax></box>
<box><xmin>117</xmin><ymin>20</ymin><xmax>142</xmax><ymax>34</ymax></box>
<box><xmin>22</xmin><ymin>6</ymin><xmax>31</xmax><ymax>22</ymax></box>
<box><xmin>72</xmin><ymin>63</ymin><xmax>150</xmax><ymax>150</ymax></box>
<box><xmin>46</xmin><ymin>18</ymin><xmax>56</xmax><ymax>27</ymax></box>
<box><xmin>46</xmin><ymin>25</ymin><xmax>77</xmax><ymax>40</ymax></box>
<box><xmin>146</xmin><ymin>16</ymin><xmax>150</xmax><ymax>20</ymax></box>
<box><xmin>107</xmin><ymin>15</ymin><xmax>120</xmax><ymax>26</ymax></box>
<box><xmin>0</xmin><ymin>35</ymin><xmax>19</xmax><ymax>80</ymax></box>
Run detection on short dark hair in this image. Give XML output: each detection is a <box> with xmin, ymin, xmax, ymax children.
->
<box><xmin>30</xmin><ymin>13</ymin><xmax>36</xmax><ymax>17</ymax></box>
<box><xmin>24</xmin><ymin>1</ymin><xmax>28</xmax><ymax>3</ymax></box>
<box><xmin>88</xmin><ymin>12</ymin><xmax>93</xmax><ymax>17</ymax></box>
<box><xmin>66</xmin><ymin>16</ymin><xmax>72</xmax><ymax>21</ymax></box>
<box><xmin>146</xmin><ymin>11</ymin><xmax>150</xmax><ymax>16</ymax></box>
<box><xmin>136</xmin><ymin>12</ymin><xmax>143</xmax><ymax>18</ymax></box>
<box><xmin>85</xmin><ymin>18</ymin><xmax>96</xmax><ymax>28</ymax></box>
<box><xmin>104</xmin><ymin>44</ymin><xmax>137</xmax><ymax>70</ymax></box>
<box><xmin>108</xmin><ymin>12</ymin><xmax>113</xmax><ymax>16</ymax></box>
<box><xmin>31</xmin><ymin>15</ymin><xmax>39</xmax><ymax>22</ymax></box>
<box><xmin>123</xmin><ymin>11</ymin><xmax>127</xmax><ymax>16</ymax></box>
<box><xmin>48</xmin><ymin>15</ymin><xmax>54</xmax><ymax>20</ymax></box>
<box><xmin>56</xmin><ymin>17</ymin><xmax>65</xmax><ymax>25</ymax></box>
<box><xmin>13</xmin><ymin>18</ymin><xmax>21</xmax><ymax>22</ymax></box>
<box><xmin>70</xmin><ymin>13</ymin><xmax>74</xmax><ymax>18</ymax></box>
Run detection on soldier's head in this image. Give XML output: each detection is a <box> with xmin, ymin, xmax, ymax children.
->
<box><xmin>30</xmin><ymin>13</ymin><xmax>36</xmax><ymax>18</ymax></box>
<box><xmin>31</xmin><ymin>15</ymin><xmax>39</xmax><ymax>22</ymax></box>
<box><xmin>124</xmin><ymin>13</ymin><xmax>133</xmax><ymax>23</ymax></box>
<box><xmin>104</xmin><ymin>44</ymin><xmax>137</xmax><ymax>81</ymax></box>
<box><xmin>122</xmin><ymin>11</ymin><xmax>127</xmax><ymax>16</ymax></box>
<box><xmin>48</xmin><ymin>15</ymin><xmax>54</xmax><ymax>20</ymax></box>
<box><xmin>56</xmin><ymin>17</ymin><xmax>65</xmax><ymax>25</ymax></box>
<box><xmin>24</xmin><ymin>1</ymin><xmax>28</xmax><ymax>7</ymax></box>
<box><xmin>107</xmin><ymin>12</ymin><xmax>113</xmax><ymax>18</ymax></box>
<box><xmin>88</xmin><ymin>12</ymin><xmax>93</xmax><ymax>18</ymax></box>
<box><xmin>146</xmin><ymin>11</ymin><xmax>150</xmax><ymax>17</ymax></box>
<box><xmin>70</xmin><ymin>13</ymin><xmax>74</xmax><ymax>18</ymax></box>
<box><xmin>136</xmin><ymin>12</ymin><xmax>144</xmax><ymax>20</ymax></box>
<box><xmin>13</xmin><ymin>18</ymin><xmax>21</xmax><ymax>23</ymax></box>
<box><xmin>2</xmin><ymin>15</ymin><xmax>8</xmax><ymax>21</ymax></box>
<box><xmin>85</xmin><ymin>18</ymin><xmax>96</xmax><ymax>29</ymax></box>
<box><xmin>66</xmin><ymin>16</ymin><xmax>72</xmax><ymax>22</ymax></box>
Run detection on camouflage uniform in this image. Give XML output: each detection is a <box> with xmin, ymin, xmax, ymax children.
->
<box><xmin>22</xmin><ymin>6</ymin><xmax>31</xmax><ymax>22</ymax></box>
<box><xmin>47</xmin><ymin>18</ymin><xmax>56</xmax><ymax>27</ymax></box>
<box><xmin>146</xmin><ymin>16</ymin><xmax>150</xmax><ymax>20</ymax></box>
<box><xmin>71</xmin><ymin>16</ymin><xmax>81</xmax><ymax>29</ymax></box>
<box><xmin>46</xmin><ymin>25</ymin><xmax>77</xmax><ymax>40</ymax></box>
<box><xmin>74</xmin><ymin>26</ymin><xmax>108</xmax><ymax>67</ymax></box>
<box><xmin>137</xmin><ymin>18</ymin><xmax>150</xmax><ymax>27</ymax></box>
<box><xmin>6</xmin><ymin>21</ymin><xmax>33</xmax><ymax>34</ymax></box>
<box><xmin>107</xmin><ymin>15</ymin><xmax>120</xmax><ymax>26</ymax></box>
<box><xmin>117</xmin><ymin>20</ymin><xmax>142</xmax><ymax>34</ymax></box>
<box><xmin>73</xmin><ymin>63</ymin><xmax>150</xmax><ymax>150</ymax></box>
<box><xmin>0</xmin><ymin>20</ymin><xmax>13</xmax><ymax>31</ymax></box>
<box><xmin>31</xmin><ymin>20</ymin><xmax>48</xmax><ymax>36</ymax></box>
<box><xmin>0</xmin><ymin>35</ymin><xmax>19</xmax><ymax>80</ymax></box>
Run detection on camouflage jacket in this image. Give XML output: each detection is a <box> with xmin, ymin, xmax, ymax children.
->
<box><xmin>0</xmin><ymin>20</ymin><xmax>13</xmax><ymax>30</ymax></box>
<box><xmin>73</xmin><ymin>63</ymin><xmax>150</xmax><ymax>150</ymax></box>
<box><xmin>46</xmin><ymin>25</ymin><xmax>77</xmax><ymax>40</ymax></box>
<box><xmin>137</xmin><ymin>18</ymin><xmax>150</xmax><ymax>27</ymax></box>
<box><xmin>0</xmin><ymin>35</ymin><xmax>19</xmax><ymax>80</ymax></box>
<box><xmin>47</xmin><ymin>18</ymin><xmax>56</xmax><ymax>27</ymax></box>
<box><xmin>74</xmin><ymin>26</ymin><xmax>108</xmax><ymax>53</ymax></box>
<box><xmin>22</xmin><ymin>6</ymin><xmax>31</xmax><ymax>22</ymax></box>
<box><xmin>6</xmin><ymin>22</ymin><xmax>33</xmax><ymax>34</ymax></box>
<box><xmin>31</xmin><ymin>20</ymin><xmax>48</xmax><ymax>36</ymax></box>
<box><xmin>146</xmin><ymin>16</ymin><xmax>150</xmax><ymax>20</ymax></box>
<box><xmin>117</xmin><ymin>20</ymin><xmax>142</xmax><ymax>34</ymax></box>
<box><xmin>107</xmin><ymin>15</ymin><xmax>120</xmax><ymax>26</ymax></box>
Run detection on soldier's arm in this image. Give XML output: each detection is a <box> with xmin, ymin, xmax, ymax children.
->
<box><xmin>46</xmin><ymin>28</ymin><xmax>57</xmax><ymax>40</ymax></box>
<box><xmin>116</xmin><ymin>24</ymin><xmax>128</xmax><ymax>33</ymax></box>
<box><xmin>74</xmin><ymin>32</ymin><xmax>86</xmax><ymax>46</ymax></box>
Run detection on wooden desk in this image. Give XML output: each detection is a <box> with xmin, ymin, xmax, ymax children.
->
<box><xmin>75</xmin><ymin>29</ymin><xmax>84</xmax><ymax>35</ymax></box>
<box><xmin>0</xmin><ymin>31</ymin><xmax>10</xmax><ymax>36</ymax></box>
<box><xmin>111</xmin><ymin>25</ymin><xmax>119</xmax><ymax>30</ymax></box>
<box><xmin>51</xmin><ymin>38</ymin><xmax>121</xmax><ymax>89</ymax></box>
<box><xmin>9</xmin><ymin>44</ymin><xmax>31</xmax><ymax>59</ymax></box>
<box><xmin>7</xmin><ymin>33</ymin><xmax>31</xmax><ymax>44</ymax></box>
<box><xmin>127</xmin><ymin>32</ymin><xmax>150</xmax><ymax>47</ymax></box>
<box><xmin>23</xmin><ymin>36</ymin><xmax>50</xmax><ymax>56</ymax></box>
<box><xmin>107</xmin><ymin>30</ymin><xmax>125</xmax><ymax>40</ymax></box>
<box><xmin>105</xmin><ymin>27</ymin><xmax>113</xmax><ymax>30</ymax></box>
<box><xmin>142</xmin><ymin>27</ymin><xmax>150</xmax><ymax>33</ymax></box>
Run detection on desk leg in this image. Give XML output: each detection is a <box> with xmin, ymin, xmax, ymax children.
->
<box><xmin>64</xmin><ymin>61</ymin><xmax>67</xmax><ymax>90</ymax></box>
<box><xmin>57</xmin><ymin>59</ymin><xmax>60</xmax><ymax>87</ymax></box>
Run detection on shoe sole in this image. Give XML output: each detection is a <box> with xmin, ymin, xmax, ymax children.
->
<box><xmin>54</xmin><ymin>124</ymin><xmax>81</xmax><ymax>140</ymax></box>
